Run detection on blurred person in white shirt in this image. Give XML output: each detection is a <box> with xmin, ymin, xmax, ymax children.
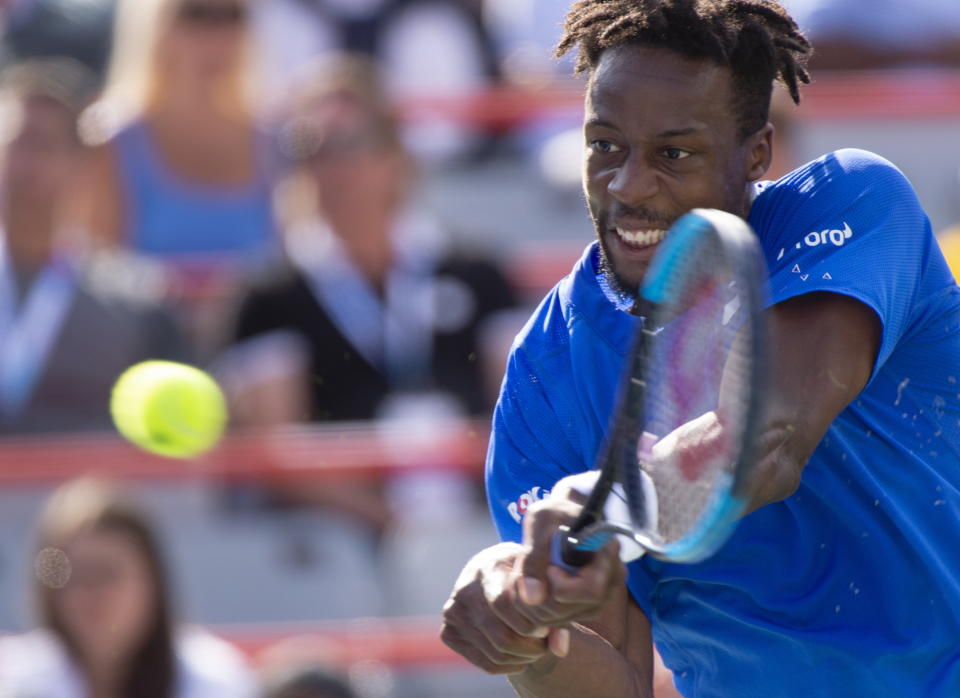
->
<box><xmin>0</xmin><ymin>477</ymin><xmax>256</xmax><ymax>698</ymax></box>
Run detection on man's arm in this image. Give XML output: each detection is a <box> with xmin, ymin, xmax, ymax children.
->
<box><xmin>507</xmin><ymin>497</ymin><xmax>654</xmax><ymax>698</ymax></box>
<box><xmin>742</xmin><ymin>291</ymin><xmax>881</xmax><ymax>512</ymax></box>
<box><xmin>443</xmin><ymin>291</ymin><xmax>881</xmax><ymax>696</ymax></box>
<box><xmin>441</xmin><ymin>501</ymin><xmax>654</xmax><ymax>698</ymax></box>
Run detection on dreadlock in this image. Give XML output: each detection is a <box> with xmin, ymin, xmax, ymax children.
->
<box><xmin>556</xmin><ymin>0</ymin><xmax>812</xmax><ymax>139</ymax></box>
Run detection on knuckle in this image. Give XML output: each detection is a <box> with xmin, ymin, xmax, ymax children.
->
<box><xmin>439</xmin><ymin>623</ymin><xmax>459</xmax><ymax>649</ymax></box>
<box><xmin>489</xmin><ymin>588</ymin><xmax>514</xmax><ymax>615</ymax></box>
<box><xmin>510</xmin><ymin>613</ymin><xmax>539</xmax><ymax>636</ymax></box>
<box><xmin>586</xmin><ymin>569</ymin><xmax>607</xmax><ymax>592</ymax></box>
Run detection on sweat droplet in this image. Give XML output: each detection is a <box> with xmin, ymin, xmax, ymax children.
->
<box><xmin>894</xmin><ymin>378</ymin><xmax>910</xmax><ymax>406</ymax></box>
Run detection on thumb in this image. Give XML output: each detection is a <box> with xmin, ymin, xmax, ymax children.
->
<box><xmin>518</xmin><ymin>498</ymin><xmax>582</xmax><ymax>605</ymax></box>
<box><xmin>514</xmin><ymin>551</ymin><xmax>548</xmax><ymax>606</ymax></box>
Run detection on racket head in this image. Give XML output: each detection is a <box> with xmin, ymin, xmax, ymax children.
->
<box><xmin>626</xmin><ymin>208</ymin><xmax>768</xmax><ymax>562</ymax></box>
<box><xmin>555</xmin><ymin>208</ymin><xmax>768</xmax><ymax>569</ymax></box>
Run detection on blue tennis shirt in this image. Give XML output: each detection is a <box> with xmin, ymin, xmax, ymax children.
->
<box><xmin>486</xmin><ymin>149</ymin><xmax>960</xmax><ymax>696</ymax></box>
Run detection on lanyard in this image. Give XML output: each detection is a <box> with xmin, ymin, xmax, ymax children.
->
<box><xmin>288</xmin><ymin>214</ymin><xmax>439</xmax><ymax>390</ymax></box>
<box><xmin>0</xmin><ymin>237</ymin><xmax>75</xmax><ymax>420</ymax></box>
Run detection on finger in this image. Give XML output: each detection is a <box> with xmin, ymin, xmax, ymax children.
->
<box><xmin>441</xmin><ymin>624</ymin><xmax>534</xmax><ymax>675</ymax></box>
<box><xmin>548</xmin><ymin>537</ymin><xmax>622</xmax><ymax>603</ymax></box>
<box><xmin>444</xmin><ymin>621</ymin><xmax>545</xmax><ymax>674</ymax></box>
<box><xmin>474</xmin><ymin>614</ymin><xmax>551</xmax><ymax>660</ymax></box>
<box><xmin>519</xmin><ymin>499</ymin><xmax>583</xmax><ymax>603</ymax></box>
<box><xmin>471</xmin><ymin>574</ymin><xmax>551</xmax><ymax>659</ymax></box>
<box><xmin>547</xmin><ymin>557</ymin><xmax>617</xmax><ymax>605</ymax></box>
<box><xmin>487</xmin><ymin>579</ymin><xmax>551</xmax><ymax>638</ymax></box>
<box><xmin>548</xmin><ymin>627</ymin><xmax>571</xmax><ymax>658</ymax></box>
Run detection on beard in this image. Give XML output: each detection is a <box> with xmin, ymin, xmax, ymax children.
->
<box><xmin>596</xmin><ymin>230</ymin><xmax>638</xmax><ymax>303</ymax></box>
<box><xmin>590</xmin><ymin>203</ymin><xmax>673</xmax><ymax>299</ymax></box>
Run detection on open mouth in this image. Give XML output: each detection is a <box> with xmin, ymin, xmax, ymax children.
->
<box><xmin>613</xmin><ymin>227</ymin><xmax>668</xmax><ymax>250</ymax></box>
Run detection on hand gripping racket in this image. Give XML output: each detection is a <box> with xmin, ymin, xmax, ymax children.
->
<box><xmin>551</xmin><ymin>208</ymin><xmax>769</xmax><ymax>569</ymax></box>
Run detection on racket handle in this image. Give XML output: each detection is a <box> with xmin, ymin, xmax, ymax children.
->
<box><xmin>550</xmin><ymin>525</ymin><xmax>597</xmax><ymax>573</ymax></box>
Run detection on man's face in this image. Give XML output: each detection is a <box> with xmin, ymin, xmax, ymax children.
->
<box><xmin>583</xmin><ymin>44</ymin><xmax>771</xmax><ymax>296</ymax></box>
<box><xmin>0</xmin><ymin>96</ymin><xmax>79</xmax><ymax>206</ymax></box>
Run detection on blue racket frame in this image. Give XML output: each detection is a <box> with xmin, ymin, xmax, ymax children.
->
<box><xmin>552</xmin><ymin>208</ymin><xmax>769</xmax><ymax>571</ymax></box>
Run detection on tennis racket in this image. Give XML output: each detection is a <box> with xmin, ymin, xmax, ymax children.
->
<box><xmin>551</xmin><ymin>208</ymin><xmax>768</xmax><ymax>569</ymax></box>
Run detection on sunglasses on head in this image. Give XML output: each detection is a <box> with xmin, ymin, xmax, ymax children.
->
<box><xmin>178</xmin><ymin>2</ymin><xmax>247</xmax><ymax>25</ymax></box>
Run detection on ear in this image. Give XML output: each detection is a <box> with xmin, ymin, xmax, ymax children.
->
<box><xmin>744</xmin><ymin>122</ymin><xmax>774</xmax><ymax>182</ymax></box>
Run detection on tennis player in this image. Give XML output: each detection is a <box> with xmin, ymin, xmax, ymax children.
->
<box><xmin>440</xmin><ymin>1</ymin><xmax>960</xmax><ymax>696</ymax></box>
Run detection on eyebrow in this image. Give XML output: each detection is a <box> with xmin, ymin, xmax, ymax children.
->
<box><xmin>584</xmin><ymin>118</ymin><xmax>702</xmax><ymax>139</ymax></box>
<box><xmin>655</xmin><ymin>127</ymin><xmax>700</xmax><ymax>138</ymax></box>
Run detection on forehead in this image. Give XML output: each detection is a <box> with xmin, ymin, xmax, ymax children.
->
<box><xmin>67</xmin><ymin>528</ymin><xmax>141</xmax><ymax>561</ymax></box>
<box><xmin>586</xmin><ymin>44</ymin><xmax>735</xmax><ymax>132</ymax></box>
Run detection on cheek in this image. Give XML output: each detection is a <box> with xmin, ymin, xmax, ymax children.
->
<box><xmin>60</xmin><ymin>575</ymin><xmax>155</xmax><ymax>642</ymax></box>
<box><xmin>100</xmin><ymin>576</ymin><xmax>156</xmax><ymax>646</ymax></box>
<box><xmin>583</xmin><ymin>164</ymin><xmax>608</xmax><ymax>218</ymax></box>
<box><xmin>665</xmin><ymin>166</ymin><xmax>737</xmax><ymax>212</ymax></box>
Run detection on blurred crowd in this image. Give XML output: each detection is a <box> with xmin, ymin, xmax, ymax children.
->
<box><xmin>0</xmin><ymin>0</ymin><xmax>957</xmax><ymax>696</ymax></box>
<box><xmin>0</xmin><ymin>0</ymin><xmax>958</xmax><ymax>433</ymax></box>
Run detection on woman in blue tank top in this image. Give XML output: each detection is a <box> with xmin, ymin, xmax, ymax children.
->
<box><xmin>76</xmin><ymin>0</ymin><xmax>277</xmax><ymax>269</ymax></box>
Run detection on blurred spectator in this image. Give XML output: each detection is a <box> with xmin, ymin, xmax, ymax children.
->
<box><xmin>220</xmin><ymin>55</ymin><xmax>516</xmax><ymax>551</ymax></box>
<box><xmin>0</xmin><ymin>59</ymin><xmax>184</xmax><ymax>434</ymax></box>
<box><xmin>228</xmin><ymin>53</ymin><xmax>517</xmax><ymax>429</ymax></box>
<box><xmin>782</xmin><ymin>0</ymin><xmax>960</xmax><ymax>70</ymax></box>
<box><xmin>0</xmin><ymin>477</ymin><xmax>257</xmax><ymax>698</ymax></box>
<box><xmin>262</xmin><ymin>664</ymin><xmax>358</xmax><ymax>698</ymax></box>
<box><xmin>939</xmin><ymin>224</ymin><xmax>960</xmax><ymax>283</ymax></box>
<box><xmin>253</xmin><ymin>0</ymin><xmax>501</xmax><ymax>163</ymax></box>
<box><xmin>69</xmin><ymin>0</ymin><xmax>283</xmax><ymax>357</ymax></box>
<box><xmin>0</xmin><ymin>0</ymin><xmax>116</xmax><ymax>78</ymax></box>
<box><xmin>483</xmin><ymin>0</ymin><xmax>574</xmax><ymax>83</ymax></box>
<box><xmin>74</xmin><ymin>0</ymin><xmax>278</xmax><ymax>267</ymax></box>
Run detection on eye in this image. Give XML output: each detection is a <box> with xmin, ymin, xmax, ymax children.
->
<box><xmin>662</xmin><ymin>147</ymin><xmax>691</xmax><ymax>160</ymax></box>
<box><xmin>588</xmin><ymin>139</ymin><xmax>621</xmax><ymax>154</ymax></box>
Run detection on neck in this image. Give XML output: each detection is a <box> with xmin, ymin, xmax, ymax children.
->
<box><xmin>81</xmin><ymin>650</ymin><xmax>130</xmax><ymax>698</ymax></box>
<box><xmin>328</xmin><ymin>211</ymin><xmax>395</xmax><ymax>288</ymax></box>
<box><xmin>742</xmin><ymin>181</ymin><xmax>760</xmax><ymax>219</ymax></box>
<box><xmin>150</xmin><ymin>74</ymin><xmax>245</xmax><ymax>123</ymax></box>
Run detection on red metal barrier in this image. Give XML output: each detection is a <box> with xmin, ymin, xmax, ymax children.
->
<box><xmin>216</xmin><ymin>616</ymin><xmax>465</xmax><ymax>669</ymax></box>
<box><xmin>0</xmin><ymin>419</ymin><xmax>489</xmax><ymax>486</ymax></box>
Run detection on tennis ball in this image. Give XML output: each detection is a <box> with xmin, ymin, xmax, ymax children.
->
<box><xmin>110</xmin><ymin>361</ymin><xmax>227</xmax><ymax>459</ymax></box>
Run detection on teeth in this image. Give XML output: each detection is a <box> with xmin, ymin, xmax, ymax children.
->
<box><xmin>616</xmin><ymin>228</ymin><xmax>667</xmax><ymax>246</ymax></box>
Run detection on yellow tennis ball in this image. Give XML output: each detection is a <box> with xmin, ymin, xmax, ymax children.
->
<box><xmin>110</xmin><ymin>361</ymin><xmax>227</xmax><ymax>459</ymax></box>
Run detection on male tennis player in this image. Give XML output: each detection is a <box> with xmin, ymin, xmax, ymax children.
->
<box><xmin>440</xmin><ymin>1</ymin><xmax>960</xmax><ymax>696</ymax></box>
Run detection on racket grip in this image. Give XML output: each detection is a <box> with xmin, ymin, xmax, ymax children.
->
<box><xmin>550</xmin><ymin>525</ymin><xmax>596</xmax><ymax>573</ymax></box>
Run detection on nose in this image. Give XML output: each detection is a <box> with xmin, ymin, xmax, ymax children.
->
<box><xmin>607</xmin><ymin>154</ymin><xmax>659</xmax><ymax>207</ymax></box>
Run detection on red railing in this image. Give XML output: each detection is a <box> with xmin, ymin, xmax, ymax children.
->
<box><xmin>0</xmin><ymin>419</ymin><xmax>489</xmax><ymax>487</ymax></box>
<box><xmin>398</xmin><ymin>70</ymin><xmax>960</xmax><ymax>128</ymax></box>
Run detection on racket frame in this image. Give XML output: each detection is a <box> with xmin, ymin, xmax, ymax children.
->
<box><xmin>554</xmin><ymin>208</ymin><xmax>768</xmax><ymax>569</ymax></box>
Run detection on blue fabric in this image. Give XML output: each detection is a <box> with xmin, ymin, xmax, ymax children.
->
<box><xmin>486</xmin><ymin>149</ymin><xmax>960</xmax><ymax>696</ymax></box>
<box><xmin>114</xmin><ymin>121</ymin><xmax>277</xmax><ymax>263</ymax></box>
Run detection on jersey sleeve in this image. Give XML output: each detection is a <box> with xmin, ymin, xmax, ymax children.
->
<box><xmin>485</xmin><ymin>345</ymin><xmax>583</xmax><ymax>544</ymax></box>
<box><xmin>752</xmin><ymin>148</ymin><xmax>933</xmax><ymax>379</ymax></box>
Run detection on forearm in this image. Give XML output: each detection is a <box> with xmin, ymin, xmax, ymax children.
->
<box><xmin>508</xmin><ymin>623</ymin><xmax>651</xmax><ymax>698</ymax></box>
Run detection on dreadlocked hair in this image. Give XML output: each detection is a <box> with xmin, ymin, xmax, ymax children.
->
<box><xmin>556</xmin><ymin>0</ymin><xmax>812</xmax><ymax>139</ymax></box>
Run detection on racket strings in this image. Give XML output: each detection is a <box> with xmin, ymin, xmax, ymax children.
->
<box><xmin>641</xmin><ymin>240</ymin><xmax>754</xmax><ymax>544</ymax></box>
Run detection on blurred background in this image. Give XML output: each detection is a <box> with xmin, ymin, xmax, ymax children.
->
<box><xmin>0</xmin><ymin>0</ymin><xmax>956</xmax><ymax>696</ymax></box>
